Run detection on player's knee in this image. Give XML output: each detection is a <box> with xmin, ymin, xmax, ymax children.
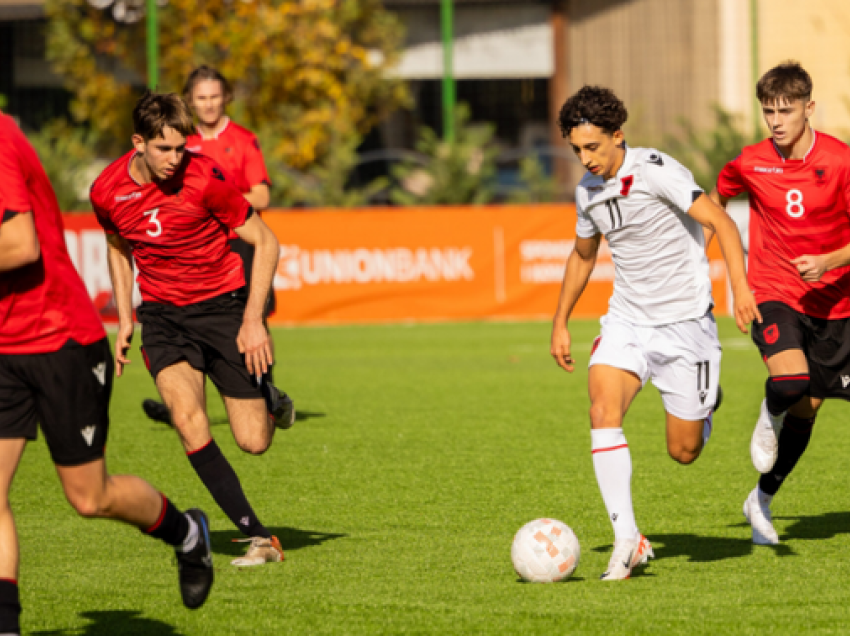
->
<box><xmin>170</xmin><ymin>407</ymin><xmax>209</xmax><ymax>436</ymax></box>
<box><xmin>589</xmin><ymin>402</ymin><xmax>623</xmax><ymax>429</ymax></box>
<box><xmin>67</xmin><ymin>491</ymin><xmax>109</xmax><ymax>519</ymax></box>
<box><xmin>236</xmin><ymin>434</ymin><xmax>271</xmax><ymax>455</ymax></box>
<box><xmin>765</xmin><ymin>375</ymin><xmax>810</xmax><ymax>412</ymax></box>
<box><xmin>667</xmin><ymin>439</ymin><xmax>702</xmax><ymax>465</ymax></box>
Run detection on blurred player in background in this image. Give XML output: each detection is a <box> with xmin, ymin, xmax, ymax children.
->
<box><xmin>551</xmin><ymin>86</ymin><xmax>758</xmax><ymax>580</ymax></box>
<box><xmin>0</xmin><ymin>111</ymin><xmax>214</xmax><ymax>633</ymax></box>
<box><xmin>711</xmin><ymin>62</ymin><xmax>850</xmax><ymax>545</ymax></box>
<box><xmin>92</xmin><ymin>91</ymin><xmax>293</xmax><ymax>567</ymax></box>
<box><xmin>141</xmin><ymin>65</ymin><xmax>289</xmax><ymax>426</ymax></box>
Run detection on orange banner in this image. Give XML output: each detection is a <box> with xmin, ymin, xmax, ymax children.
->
<box><xmin>61</xmin><ymin>205</ymin><xmax>728</xmax><ymax>325</ymax></box>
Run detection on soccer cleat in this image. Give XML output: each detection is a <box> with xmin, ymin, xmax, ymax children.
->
<box><xmin>142</xmin><ymin>399</ymin><xmax>173</xmax><ymax>427</ymax></box>
<box><xmin>176</xmin><ymin>509</ymin><xmax>214</xmax><ymax>609</ymax></box>
<box><xmin>230</xmin><ymin>535</ymin><xmax>285</xmax><ymax>567</ymax></box>
<box><xmin>599</xmin><ymin>533</ymin><xmax>654</xmax><ymax>581</ymax></box>
<box><xmin>261</xmin><ymin>382</ymin><xmax>296</xmax><ymax>430</ymax></box>
<box><xmin>743</xmin><ymin>488</ymin><xmax>780</xmax><ymax>545</ymax></box>
<box><xmin>751</xmin><ymin>399</ymin><xmax>784</xmax><ymax>473</ymax></box>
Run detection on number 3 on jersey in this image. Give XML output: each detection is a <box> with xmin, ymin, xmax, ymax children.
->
<box><xmin>143</xmin><ymin>208</ymin><xmax>162</xmax><ymax>237</ymax></box>
<box><xmin>786</xmin><ymin>189</ymin><xmax>804</xmax><ymax>218</ymax></box>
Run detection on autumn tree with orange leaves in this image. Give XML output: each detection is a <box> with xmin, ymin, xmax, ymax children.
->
<box><xmin>44</xmin><ymin>0</ymin><xmax>409</xmax><ymax>169</ymax></box>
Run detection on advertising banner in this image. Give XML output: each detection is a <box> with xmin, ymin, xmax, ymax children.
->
<box><xmin>62</xmin><ymin>204</ymin><xmax>729</xmax><ymax>325</ymax></box>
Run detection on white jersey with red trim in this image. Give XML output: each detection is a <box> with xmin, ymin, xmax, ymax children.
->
<box><xmin>575</xmin><ymin>146</ymin><xmax>711</xmax><ymax>326</ymax></box>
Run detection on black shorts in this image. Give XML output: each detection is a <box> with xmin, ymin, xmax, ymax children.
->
<box><xmin>228</xmin><ymin>238</ymin><xmax>277</xmax><ymax>319</ymax></box>
<box><xmin>137</xmin><ymin>290</ymin><xmax>263</xmax><ymax>399</ymax></box>
<box><xmin>0</xmin><ymin>338</ymin><xmax>110</xmax><ymax>466</ymax></box>
<box><xmin>751</xmin><ymin>301</ymin><xmax>850</xmax><ymax>400</ymax></box>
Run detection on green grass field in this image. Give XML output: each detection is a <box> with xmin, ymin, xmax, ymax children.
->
<box><xmin>13</xmin><ymin>318</ymin><xmax>850</xmax><ymax>634</ymax></box>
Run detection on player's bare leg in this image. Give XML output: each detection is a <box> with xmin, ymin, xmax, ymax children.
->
<box><xmin>222</xmin><ymin>396</ymin><xmax>273</xmax><ymax>455</ymax></box>
<box><xmin>664</xmin><ymin>414</ymin><xmax>705</xmax><ymax>465</ymax></box>
<box><xmin>157</xmin><ymin>362</ymin><xmax>281</xmax><ymax>563</ymax></box>
<box><xmin>56</xmin><ymin>459</ymin><xmax>163</xmax><ymax>525</ymax></box>
<box><xmin>587</xmin><ymin>365</ymin><xmax>653</xmax><ymax>580</ymax></box>
<box><xmin>155</xmin><ymin>362</ymin><xmax>211</xmax><ymax>452</ymax></box>
<box><xmin>0</xmin><ymin>439</ymin><xmax>25</xmax><ymax>635</ymax></box>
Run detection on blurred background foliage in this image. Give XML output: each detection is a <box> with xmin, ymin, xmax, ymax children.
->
<box><xmin>27</xmin><ymin>119</ymin><xmax>101</xmax><ymax>211</ymax></box>
<box><xmin>44</xmin><ymin>0</ymin><xmax>409</xmax><ymax>170</ymax></box>
<box><xmin>661</xmin><ymin>105</ymin><xmax>761</xmax><ymax>193</ymax></box>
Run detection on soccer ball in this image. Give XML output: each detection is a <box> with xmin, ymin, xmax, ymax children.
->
<box><xmin>511</xmin><ymin>518</ymin><xmax>580</xmax><ymax>583</ymax></box>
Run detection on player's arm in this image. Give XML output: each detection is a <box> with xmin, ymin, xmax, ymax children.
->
<box><xmin>0</xmin><ymin>211</ymin><xmax>40</xmax><ymax>272</ymax></box>
<box><xmin>233</xmin><ymin>211</ymin><xmax>278</xmax><ymax>375</ymax></box>
<box><xmin>243</xmin><ymin>183</ymin><xmax>270</xmax><ymax>211</ymax></box>
<box><xmin>551</xmin><ymin>234</ymin><xmax>601</xmax><ymax>373</ymax></box>
<box><xmin>688</xmin><ymin>193</ymin><xmax>761</xmax><ymax>333</ymax></box>
<box><xmin>703</xmin><ymin>188</ymin><xmax>731</xmax><ymax>247</ymax></box>
<box><xmin>104</xmin><ymin>232</ymin><xmax>136</xmax><ymax>377</ymax></box>
<box><xmin>791</xmin><ymin>243</ymin><xmax>850</xmax><ymax>282</ymax></box>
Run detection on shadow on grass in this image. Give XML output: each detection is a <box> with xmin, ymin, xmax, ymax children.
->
<box><xmin>32</xmin><ymin>610</ymin><xmax>183</xmax><ymax>635</ymax></box>
<box><xmin>591</xmin><ymin>533</ymin><xmax>794</xmax><ymax>563</ymax></box>
<box><xmin>777</xmin><ymin>510</ymin><xmax>850</xmax><ymax>541</ymax></box>
<box><xmin>210</xmin><ymin>526</ymin><xmax>346</xmax><ymax>557</ymax></box>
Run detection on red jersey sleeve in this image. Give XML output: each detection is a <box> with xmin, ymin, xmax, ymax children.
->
<box><xmin>716</xmin><ymin>154</ymin><xmax>745</xmax><ymax>199</ymax></box>
<box><xmin>202</xmin><ymin>166</ymin><xmax>252</xmax><ymax>229</ymax></box>
<box><xmin>0</xmin><ymin>141</ymin><xmax>32</xmax><ymax>213</ymax></box>
<box><xmin>243</xmin><ymin>135</ymin><xmax>271</xmax><ymax>188</ymax></box>
<box><xmin>90</xmin><ymin>186</ymin><xmax>119</xmax><ymax>235</ymax></box>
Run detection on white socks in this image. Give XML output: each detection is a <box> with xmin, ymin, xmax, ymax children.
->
<box><xmin>592</xmin><ymin>428</ymin><xmax>639</xmax><ymax>541</ymax></box>
<box><xmin>177</xmin><ymin>515</ymin><xmax>200</xmax><ymax>554</ymax></box>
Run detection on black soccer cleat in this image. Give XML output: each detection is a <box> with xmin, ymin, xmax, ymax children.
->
<box><xmin>176</xmin><ymin>509</ymin><xmax>214</xmax><ymax>610</ymax></box>
<box><xmin>143</xmin><ymin>399</ymin><xmax>173</xmax><ymax>427</ymax></box>
<box><xmin>261</xmin><ymin>381</ymin><xmax>296</xmax><ymax>430</ymax></box>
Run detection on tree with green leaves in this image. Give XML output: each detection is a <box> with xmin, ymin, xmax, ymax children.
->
<box><xmin>45</xmin><ymin>0</ymin><xmax>409</xmax><ymax>169</ymax></box>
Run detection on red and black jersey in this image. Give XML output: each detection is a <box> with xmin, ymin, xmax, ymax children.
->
<box><xmin>0</xmin><ymin>113</ymin><xmax>106</xmax><ymax>354</ymax></box>
<box><xmin>717</xmin><ymin>131</ymin><xmax>850</xmax><ymax>319</ymax></box>
<box><xmin>90</xmin><ymin>150</ymin><xmax>252</xmax><ymax>306</ymax></box>
<box><xmin>185</xmin><ymin>118</ymin><xmax>270</xmax><ymax>194</ymax></box>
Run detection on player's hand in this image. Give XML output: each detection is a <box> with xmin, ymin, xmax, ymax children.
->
<box><xmin>731</xmin><ymin>282</ymin><xmax>762</xmax><ymax>334</ymax></box>
<box><xmin>791</xmin><ymin>254</ymin><xmax>828</xmax><ymax>282</ymax></box>
<box><xmin>115</xmin><ymin>322</ymin><xmax>133</xmax><ymax>377</ymax></box>
<box><xmin>237</xmin><ymin>317</ymin><xmax>273</xmax><ymax>376</ymax></box>
<box><xmin>550</xmin><ymin>323</ymin><xmax>576</xmax><ymax>373</ymax></box>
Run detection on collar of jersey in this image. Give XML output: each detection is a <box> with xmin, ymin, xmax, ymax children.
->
<box><xmin>198</xmin><ymin>116</ymin><xmax>231</xmax><ymax>141</ymax></box>
<box><xmin>771</xmin><ymin>129</ymin><xmax>817</xmax><ymax>163</ymax></box>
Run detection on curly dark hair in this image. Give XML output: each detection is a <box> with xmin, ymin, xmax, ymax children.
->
<box><xmin>558</xmin><ymin>86</ymin><xmax>628</xmax><ymax>138</ymax></box>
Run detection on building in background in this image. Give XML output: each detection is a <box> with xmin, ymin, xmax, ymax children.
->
<box><xmin>3</xmin><ymin>0</ymin><xmax>850</xmax><ymax>191</ymax></box>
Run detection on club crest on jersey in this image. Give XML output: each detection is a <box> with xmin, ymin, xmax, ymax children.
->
<box><xmin>211</xmin><ymin>167</ymin><xmax>225</xmax><ymax>181</ymax></box>
<box><xmin>814</xmin><ymin>166</ymin><xmax>828</xmax><ymax>185</ymax></box>
<box><xmin>620</xmin><ymin>175</ymin><xmax>634</xmax><ymax>196</ymax></box>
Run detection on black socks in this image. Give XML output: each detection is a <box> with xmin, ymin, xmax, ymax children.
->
<box><xmin>759</xmin><ymin>414</ymin><xmax>815</xmax><ymax>496</ymax></box>
<box><xmin>188</xmin><ymin>440</ymin><xmax>271</xmax><ymax>538</ymax></box>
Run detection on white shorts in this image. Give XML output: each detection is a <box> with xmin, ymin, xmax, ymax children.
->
<box><xmin>589</xmin><ymin>312</ymin><xmax>722</xmax><ymax>421</ymax></box>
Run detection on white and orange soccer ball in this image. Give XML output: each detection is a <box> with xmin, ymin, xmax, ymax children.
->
<box><xmin>511</xmin><ymin>518</ymin><xmax>580</xmax><ymax>583</ymax></box>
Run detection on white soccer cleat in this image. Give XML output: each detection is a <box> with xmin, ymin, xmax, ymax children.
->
<box><xmin>743</xmin><ymin>488</ymin><xmax>779</xmax><ymax>545</ymax></box>
<box><xmin>750</xmin><ymin>400</ymin><xmax>784</xmax><ymax>473</ymax></box>
<box><xmin>599</xmin><ymin>534</ymin><xmax>654</xmax><ymax>581</ymax></box>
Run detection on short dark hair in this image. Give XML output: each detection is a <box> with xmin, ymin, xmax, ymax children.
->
<box><xmin>182</xmin><ymin>65</ymin><xmax>234</xmax><ymax>104</ymax></box>
<box><xmin>132</xmin><ymin>90</ymin><xmax>195</xmax><ymax>141</ymax></box>
<box><xmin>558</xmin><ymin>86</ymin><xmax>628</xmax><ymax>138</ymax></box>
<box><xmin>757</xmin><ymin>61</ymin><xmax>813</xmax><ymax>104</ymax></box>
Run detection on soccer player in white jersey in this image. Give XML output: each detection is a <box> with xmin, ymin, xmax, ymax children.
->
<box><xmin>550</xmin><ymin>86</ymin><xmax>760</xmax><ymax>580</ymax></box>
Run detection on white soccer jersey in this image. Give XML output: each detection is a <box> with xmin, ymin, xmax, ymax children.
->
<box><xmin>575</xmin><ymin>146</ymin><xmax>712</xmax><ymax>326</ymax></box>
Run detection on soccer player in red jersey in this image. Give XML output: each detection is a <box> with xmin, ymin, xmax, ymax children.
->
<box><xmin>140</xmin><ymin>65</ymin><xmax>288</xmax><ymax>427</ymax></box>
<box><xmin>710</xmin><ymin>61</ymin><xmax>850</xmax><ymax>545</ymax></box>
<box><xmin>0</xmin><ymin>111</ymin><xmax>214</xmax><ymax>632</ymax></box>
<box><xmin>91</xmin><ymin>91</ymin><xmax>291</xmax><ymax>567</ymax></box>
